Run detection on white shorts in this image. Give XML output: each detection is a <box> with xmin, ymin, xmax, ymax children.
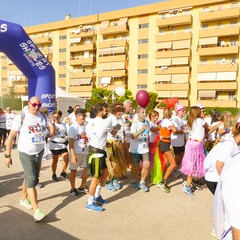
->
<box><xmin>69</xmin><ymin>152</ymin><xmax>87</xmax><ymax>170</ymax></box>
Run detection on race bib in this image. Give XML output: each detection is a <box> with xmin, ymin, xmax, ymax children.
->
<box><xmin>32</xmin><ymin>134</ymin><xmax>45</xmax><ymax>144</ymax></box>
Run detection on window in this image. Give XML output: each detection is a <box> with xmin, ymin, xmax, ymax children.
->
<box><xmin>137</xmin><ymin>84</ymin><xmax>147</xmax><ymax>89</ymax></box>
<box><xmin>160</xmin><ymin>29</ymin><xmax>166</xmax><ymax>35</ymax></box>
<box><xmin>137</xmin><ymin>69</ymin><xmax>148</xmax><ymax>74</ymax></box>
<box><xmin>138</xmin><ymin>39</ymin><xmax>148</xmax><ymax>44</ymax></box>
<box><xmin>160</xmin><ymin>14</ymin><xmax>166</xmax><ymax>19</ymax></box>
<box><xmin>59</xmin><ymin>48</ymin><xmax>66</xmax><ymax>53</ymax></box>
<box><xmin>184</xmin><ymin>26</ymin><xmax>191</xmax><ymax>32</ymax></box>
<box><xmin>59</xmin><ymin>74</ymin><xmax>66</xmax><ymax>78</ymax></box>
<box><xmin>1</xmin><ymin>56</ymin><xmax>7</xmax><ymax>59</ymax></box>
<box><xmin>203</xmin><ymin>7</ymin><xmax>209</xmax><ymax>12</ymax></box>
<box><xmin>230</xmin><ymin>39</ymin><xmax>237</xmax><ymax>46</ymax></box>
<box><xmin>201</xmin><ymin>59</ymin><xmax>207</xmax><ymax>66</ymax></box>
<box><xmin>185</xmin><ymin>9</ymin><xmax>190</xmax><ymax>15</ymax></box>
<box><xmin>231</xmin><ymin>20</ymin><xmax>238</xmax><ymax>27</ymax></box>
<box><xmin>218</xmin><ymin>5</ymin><xmax>223</xmax><ymax>11</ymax></box>
<box><xmin>113</xmin><ymin>35</ymin><xmax>117</xmax><ymax>40</ymax></box>
<box><xmin>2</xmin><ymin>67</ymin><xmax>7</xmax><ymax>70</ymax></box>
<box><xmin>217</xmin><ymin>22</ymin><xmax>222</xmax><ymax>28</ymax></box>
<box><xmin>138</xmin><ymin>54</ymin><xmax>148</xmax><ymax>59</ymax></box>
<box><xmin>59</xmin><ymin>35</ymin><xmax>67</xmax><ymax>40</ymax></box>
<box><xmin>2</xmin><ymin>77</ymin><xmax>7</xmax><ymax>81</ymax></box>
<box><xmin>59</xmin><ymin>61</ymin><xmax>66</xmax><ymax>66</ymax></box>
<box><xmin>216</xmin><ymin>58</ymin><xmax>221</xmax><ymax>64</ymax></box>
<box><xmin>172</xmin><ymin>28</ymin><xmax>177</xmax><ymax>34</ymax></box>
<box><xmin>139</xmin><ymin>23</ymin><xmax>149</xmax><ymax>29</ymax></box>
<box><xmin>202</xmin><ymin>24</ymin><xmax>208</xmax><ymax>30</ymax></box>
<box><xmin>231</xmin><ymin>2</ymin><xmax>238</xmax><ymax>8</ymax></box>
<box><xmin>103</xmin><ymin>36</ymin><xmax>108</xmax><ymax>41</ymax></box>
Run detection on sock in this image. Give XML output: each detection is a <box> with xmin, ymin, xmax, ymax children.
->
<box><xmin>88</xmin><ymin>196</ymin><xmax>94</xmax><ymax>205</ymax></box>
<box><xmin>94</xmin><ymin>186</ymin><xmax>101</xmax><ymax>198</ymax></box>
<box><xmin>140</xmin><ymin>180</ymin><xmax>145</xmax><ymax>184</ymax></box>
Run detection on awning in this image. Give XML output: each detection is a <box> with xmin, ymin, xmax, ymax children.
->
<box><xmin>199</xmin><ymin>37</ymin><xmax>218</xmax><ymax>46</ymax></box>
<box><xmin>111</xmin><ymin>46</ymin><xmax>125</xmax><ymax>54</ymax></box>
<box><xmin>155</xmin><ymin>58</ymin><xmax>172</xmax><ymax>66</ymax></box>
<box><xmin>172</xmin><ymin>40</ymin><xmax>190</xmax><ymax>50</ymax></box>
<box><xmin>9</xmin><ymin>70</ymin><xmax>22</xmax><ymax>75</ymax></box>
<box><xmin>197</xmin><ymin>72</ymin><xmax>217</xmax><ymax>81</ymax></box>
<box><xmin>158</xmin><ymin>91</ymin><xmax>171</xmax><ymax>98</ymax></box>
<box><xmin>198</xmin><ymin>90</ymin><xmax>216</xmax><ymax>98</ymax></box>
<box><xmin>171</xmin><ymin>57</ymin><xmax>189</xmax><ymax>65</ymax></box>
<box><xmin>171</xmin><ymin>74</ymin><xmax>189</xmax><ymax>83</ymax></box>
<box><xmin>101</xmin><ymin>77</ymin><xmax>111</xmax><ymax>85</ymax></box>
<box><xmin>118</xmin><ymin>17</ymin><xmax>128</xmax><ymax>26</ymax></box>
<box><xmin>100</xmin><ymin>20</ymin><xmax>109</xmax><ymax>28</ymax></box>
<box><xmin>156</xmin><ymin>42</ymin><xmax>172</xmax><ymax>50</ymax></box>
<box><xmin>216</xmin><ymin>72</ymin><xmax>237</xmax><ymax>81</ymax></box>
<box><xmin>155</xmin><ymin>75</ymin><xmax>171</xmax><ymax>82</ymax></box>
<box><xmin>70</xmin><ymin>78</ymin><xmax>92</xmax><ymax>86</ymax></box>
<box><xmin>171</xmin><ymin>91</ymin><xmax>188</xmax><ymax>98</ymax></box>
<box><xmin>70</xmin><ymin>37</ymin><xmax>81</xmax><ymax>43</ymax></box>
<box><xmin>99</xmin><ymin>48</ymin><xmax>112</xmax><ymax>55</ymax></box>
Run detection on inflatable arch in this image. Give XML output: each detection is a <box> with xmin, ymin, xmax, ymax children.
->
<box><xmin>0</xmin><ymin>19</ymin><xmax>55</xmax><ymax>112</ymax></box>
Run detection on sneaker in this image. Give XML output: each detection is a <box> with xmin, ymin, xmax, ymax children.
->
<box><xmin>182</xmin><ymin>185</ymin><xmax>194</xmax><ymax>196</ymax></box>
<box><xmin>105</xmin><ymin>181</ymin><xmax>116</xmax><ymax>191</ymax></box>
<box><xmin>131</xmin><ymin>181</ymin><xmax>140</xmax><ymax>190</ymax></box>
<box><xmin>86</xmin><ymin>203</ymin><xmax>103</xmax><ymax>212</ymax></box>
<box><xmin>77</xmin><ymin>187</ymin><xmax>88</xmax><ymax>194</ymax></box>
<box><xmin>36</xmin><ymin>183</ymin><xmax>42</xmax><ymax>189</ymax></box>
<box><xmin>20</xmin><ymin>198</ymin><xmax>33</xmax><ymax>210</ymax></box>
<box><xmin>60</xmin><ymin>172</ymin><xmax>68</xmax><ymax>180</ymax></box>
<box><xmin>34</xmin><ymin>209</ymin><xmax>46</xmax><ymax>222</ymax></box>
<box><xmin>94</xmin><ymin>195</ymin><xmax>107</xmax><ymax>205</ymax></box>
<box><xmin>52</xmin><ymin>174</ymin><xmax>58</xmax><ymax>182</ymax></box>
<box><xmin>139</xmin><ymin>182</ymin><xmax>148</xmax><ymax>192</ymax></box>
<box><xmin>112</xmin><ymin>179</ymin><xmax>121</xmax><ymax>190</ymax></box>
<box><xmin>157</xmin><ymin>181</ymin><xmax>170</xmax><ymax>193</ymax></box>
<box><xmin>69</xmin><ymin>188</ymin><xmax>80</xmax><ymax>197</ymax></box>
<box><xmin>192</xmin><ymin>181</ymin><xmax>203</xmax><ymax>191</ymax></box>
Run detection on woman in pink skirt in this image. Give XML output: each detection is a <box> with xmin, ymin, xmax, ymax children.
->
<box><xmin>181</xmin><ymin>106</ymin><xmax>207</xmax><ymax>196</ymax></box>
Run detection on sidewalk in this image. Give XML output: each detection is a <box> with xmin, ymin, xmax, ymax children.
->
<box><xmin>0</xmin><ymin>148</ymin><xmax>214</xmax><ymax>240</ymax></box>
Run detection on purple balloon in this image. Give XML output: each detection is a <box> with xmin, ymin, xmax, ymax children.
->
<box><xmin>136</xmin><ymin>90</ymin><xmax>150</xmax><ymax>108</ymax></box>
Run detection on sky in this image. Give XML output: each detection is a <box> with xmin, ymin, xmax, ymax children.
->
<box><xmin>0</xmin><ymin>0</ymin><xmax>165</xmax><ymax>27</ymax></box>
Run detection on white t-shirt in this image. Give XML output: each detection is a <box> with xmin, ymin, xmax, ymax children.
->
<box><xmin>0</xmin><ymin>113</ymin><xmax>6</xmax><ymax>129</ymax></box>
<box><xmin>149</xmin><ymin>121</ymin><xmax>159</xmax><ymax>143</ymax></box>
<box><xmin>107</xmin><ymin>114</ymin><xmax>124</xmax><ymax>142</ymax></box>
<box><xmin>129</xmin><ymin>120</ymin><xmax>150</xmax><ymax>154</ymax></box>
<box><xmin>68</xmin><ymin>121</ymin><xmax>87</xmax><ymax>153</ymax></box>
<box><xmin>11</xmin><ymin>111</ymin><xmax>50</xmax><ymax>155</ymax></box>
<box><xmin>208</xmin><ymin>121</ymin><xmax>220</xmax><ymax>142</ymax></box>
<box><xmin>122</xmin><ymin>113</ymin><xmax>134</xmax><ymax>143</ymax></box>
<box><xmin>171</xmin><ymin>116</ymin><xmax>185</xmax><ymax>147</ymax></box>
<box><xmin>188</xmin><ymin>118</ymin><xmax>205</xmax><ymax>141</ymax></box>
<box><xmin>213</xmin><ymin>151</ymin><xmax>240</xmax><ymax>239</ymax></box>
<box><xmin>49</xmin><ymin>122</ymin><xmax>68</xmax><ymax>150</ymax></box>
<box><xmin>205</xmin><ymin>138</ymin><xmax>237</xmax><ymax>182</ymax></box>
<box><xmin>161</xmin><ymin>118</ymin><xmax>172</xmax><ymax>129</ymax></box>
<box><xmin>86</xmin><ymin>117</ymin><xmax>113</xmax><ymax>150</ymax></box>
<box><xmin>6</xmin><ymin>112</ymin><xmax>16</xmax><ymax>130</ymax></box>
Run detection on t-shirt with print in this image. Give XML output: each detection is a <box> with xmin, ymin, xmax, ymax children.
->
<box><xmin>122</xmin><ymin>113</ymin><xmax>134</xmax><ymax>143</ymax></box>
<box><xmin>129</xmin><ymin>120</ymin><xmax>150</xmax><ymax>154</ymax></box>
<box><xmin>6</xmin><ymin>112</ymin><xmax>15</xmax><ymax>130</ymax></box>
<box><xmin>107</xmin><ymin>114</ymin><xmax>124</xmax><ymax>142</ymax></box>
<box><xmin>86</xmin><ymin>117</ymin><xmax>113</xmax><ymax>150</ymax></box>
<box><xmin>149</xmin><ymin>121</ymin><xmax>159</xmax><ymax>143</ymax></box>
<box><xmin>68</xmin><ymin>121</ymin><xmax>87</xmax><ymax>154</ymax></box>
<box><xmin>11</xmin><ymin>111</ymin><xmax>50</xmax><ymax>155</ymax></box>
<box><xmin>171</xmin><ymin>115</ymin><xmax>185</xmax><ymax>147</ymax></box>
<box><xmin>0</xmin><ymin>113</ymin><xmax>6</xmax><ymax>129</ymax></box>
<box><xmin>49</xmin><ymin>122</ymin><xmax>68</xmax><ymax>150</ymax></box>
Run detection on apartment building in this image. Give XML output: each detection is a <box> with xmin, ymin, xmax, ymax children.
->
<box><xmin>0</xmin><ymin>0</ymin><xmax>240</xmax><ymax>108</ymax></box>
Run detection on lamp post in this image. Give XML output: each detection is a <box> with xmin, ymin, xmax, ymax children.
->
<box><xmin>110</xmin><ymin>44</ymin><xmax>116</xmax><ymax>103</ymax></box>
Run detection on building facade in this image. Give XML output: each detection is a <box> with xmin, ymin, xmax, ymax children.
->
<box><xmin>0</xmin><ymin>0</ymin><xmax>240</xmax><ymax>107</ymax></box>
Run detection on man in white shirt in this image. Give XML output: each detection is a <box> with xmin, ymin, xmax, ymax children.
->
<box><xmin>4</xmin><ymin>96</ymin><xmax>55</xmax><ymax>222</ymax></box>
<box><xmin>5</xmin><ymin>107</ymin><xmax>16</xmax><ymax>147</ymax></box>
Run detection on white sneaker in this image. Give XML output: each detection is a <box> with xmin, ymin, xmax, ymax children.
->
<box><xmin>20</xmin><ymin>198</ymin><xmax>33</xmax><ymax>210</ymax></box>
<box><xmin>34</xmin><ymin>209</ymin><xmax>46</xmax><ymax>222</ymax></box>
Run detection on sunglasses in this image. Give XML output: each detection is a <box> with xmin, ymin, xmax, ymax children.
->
<box><xmin>30</xmin><ymin>102</ymin><xmax>42</xmax><ymax>107</ymax></box>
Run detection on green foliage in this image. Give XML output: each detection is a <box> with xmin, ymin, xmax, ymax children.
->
<box><xmin>0</xmin><ymin>95</ymin><xmax>22</xmax><ymax>110</ymax></box>
<box><xmin>204</xmin><ymin>107</ymin><xmax>240</xmax><ymax>116</ymax></box>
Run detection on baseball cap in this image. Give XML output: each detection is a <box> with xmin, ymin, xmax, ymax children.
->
<box><xmin>175</xmin><ymin>104</ymin><xmax>185</xmax><ymax>113</ymax></box>
<box><xmin>197</xmin><ymin>103</ymin><xmax>205</xmax><ymax>110</ymax></box>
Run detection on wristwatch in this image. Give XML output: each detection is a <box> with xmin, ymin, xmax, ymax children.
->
<box><xmin>4</xmin><ymin>154</ymin><xmax>11</xmax><ymax>158</ymax></box>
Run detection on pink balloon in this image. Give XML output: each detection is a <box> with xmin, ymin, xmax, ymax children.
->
<box><xmin>136</xmin><ymin>90</ymin><xmax>150</xmax><ymax>108</ymax></box>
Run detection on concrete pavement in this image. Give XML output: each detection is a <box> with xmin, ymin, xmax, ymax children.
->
<box><xmin>0</xmin><ymin>148</ymin><xmax>215</xmax><ymax>240</ymax></box>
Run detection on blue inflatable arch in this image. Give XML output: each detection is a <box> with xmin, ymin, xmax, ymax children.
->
<box><xmin>0</xmin><ymin>19</ymin><xmax>55</xmax><ymax>112</ymax></box>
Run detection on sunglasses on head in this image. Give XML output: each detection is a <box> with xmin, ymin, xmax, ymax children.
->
<box><xmin>30</xmin><ymin>102</ymin><xmax>42</xmax><ymax>107</ymax></box>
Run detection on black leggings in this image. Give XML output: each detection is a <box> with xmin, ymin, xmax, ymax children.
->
<box><xmin>205</xmin><ymin>180</ymin><xmax>218</xmax><ymax>195</ymax></box>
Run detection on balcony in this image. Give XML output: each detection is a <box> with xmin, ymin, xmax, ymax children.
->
<box><xmin>98</xmin><ymin>70</ymin><xmax>126</xmax><ymax>78</ymax></box>
<box><xmin>199</xmin><ymin>26</ymin><xmax>239</xmax><ymax>38</ymax></box>
<box><xmin>69</xmin><ymin>57</ymin><xmax>94</xmax><ymax>66</ymax></box>
<box><xmin>69</xmin><ymin>43</ymin><xmax>95</xmax><ymax>52</ymax></box>
<box><xmin>99</xmin><ymin>55</ymin><xmax>126</xmax><ymax>63</ymax></box>
<box><xmin>199</xmin><ymin>8</ymin><xmax>240</xmax><ymax>23</ymax></box>
<box><xmin>13</xmin><ymin>87</ymin><xmax>28</xmax><ymax>94</ymax></box>
<box><xmin>69</xmin><ymin>85</ymin><xmax>92</xmax><ymax>92</ymax></box>
<box><xmin>32</xmin><ymin>37</ymin><xmax>52</xmax><ymax>45</ymax></box>
<box><xmin>70</xmin><ymin>72</ymin><xmax>93</xmax><ymax>78</ymax></box>
<box><xmin>154</xmin><ymin>83</ymin><xmax>189</xmax><ymax>91</ymax></box>
<box><xmin>156</xmin><ymin>32</ymin><xmax>192</xmax><ymax>43</ymax></box>
<box><xmin>199</xmin><ymin>100</ymin><xmax>236</xmax><ymax>108</ymax></box>
<box><xmin>156</xmin><ymin>49</ymin><xmax>191</xmax><ymax>59</ymax></box>
<box><xmin>197</xmin><ymin>82</ymin><xmax>237</xmax><ymax>90</ymax></box>
<box><xmin>198</xmin><ymin>45</ymin><xmax>239</xmax><ymax>56</ymax></box>
<box><xmin>70</xmin><ymin>27</ymin><xmax>95</xmax><ymax>38</ymax></box>
<box><xmin>98</xmin><ymin>40</ymin><xmax>127</xmax><ymax>49</ymax></box>
<box><xmin>155</xmin><ymin>66</ymin><xmax>190</xmax><ymax>75</ymax></box>
<box><xmin>156</xmin><ymin>15</ymin><xmax>192</xmax><ymax>28</ymax></box>
<box><xmin>99</xmin><ymin>24</ymin><xmax>128</xmax><ymax>36</ymax></box>
<box><xmin>198</xmin><ymin>64</ymin><xmax>238</xmax><ymax>73</ymax></box>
